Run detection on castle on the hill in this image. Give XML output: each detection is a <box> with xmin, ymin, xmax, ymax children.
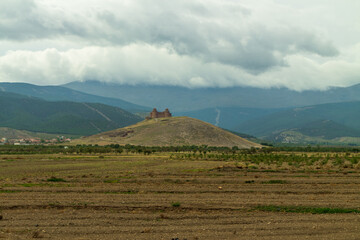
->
<box><xmin>147</xmin><ymin>108</ymin><xmax>172</xmax><ymax>119</ymax></box>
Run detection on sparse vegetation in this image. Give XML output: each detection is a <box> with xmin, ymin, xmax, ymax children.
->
<box><xmin>1</xmin><ymin>147</ymin><xmax>359</xmax><ymax>239</ymax></box>
<box><xmin>254</xmin><ymin>205</ymin><xmax>360</xmax><ymax>214</ymax></box>
<box><xmin>171</xmin><ymin>202</ymin><xmax>181</xmax><ymax>207</ymax></box>
<box><xmin>261</xmin><ymin>180</ymin><xmax>287</xmax><ymax>184</ymax></box>
<box><xmin>72</xmin><ymin>117</ymin><xmax>261</xmax><ymax>148</ymax></box>
<box><xmin>47</xmin><ymin>177</ymin><xmax>67</xmax><ymax>182</ymax></box>
<box><xmin>245</xmin><ymin>180</ymin><xmax>255</xmax><ymax>184</ymax></box>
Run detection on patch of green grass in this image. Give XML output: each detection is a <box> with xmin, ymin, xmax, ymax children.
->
<box><xmin>71</xmin><ymin>202</ymin><xmax>90</xmax><ymax>207</ymax></box>
<box><xmin>261</xmin><ymin>180</ymin><xmax>287</xmax><ymax>184</ymax></box>
<box><xmin>164</xmin><ymin>179</ymin><xmax>183</xmax><ymax>184</ymax></box>
<box><xmin>47</xmin><ymin>177</ymin><xmax>67</xmax><ymax>182</ymax></box>
<box><xmin>104</xmin><ymin>190</ymin><xmax>138</xmax><ymax>194</ymax></box>
<box><xmin>20</xmin><ymin>183</ymin><xmax>47</xmax><ymax>187</ymax></box>
<box><xmin>48</xmin><ymin>201</ymin><xmax>61</xmax><ymax>207</ymax></box>
<box><xmin>1</xmin><ymin>184</ymin><xmax>16</xmax><ymax>187</ymax></box>
<box><xmin>254</xmin><ymin>205</ymin><xmax>360</xmax><ymax>214</ymax></box>
<box><xmin>103</xmin><ymin>179</ymin><xmax>120</xmax><ymax>183</ymax></box>
<box><xmin>182</xmin><ymin>168</ymin><xmax>207</xmax><ymax>172</ymax></box>
<box><xmin>259</xmin><ymin>169</ymin><xmax>280</xmax><ymax>173</ymax></box>
<box><xmin>0</xmin><ymin>190</ymin><xmax>21</xmax><ymax>193</ymax></box>
<box><xmin>171</xmin><ymin>202</ymin><xmax>181</xmax><ymax>207</ymax></box>
<box><xmin>20</xmin><ymin>183</ymin><xmax>73</xmax><ymax>187</ymax></box>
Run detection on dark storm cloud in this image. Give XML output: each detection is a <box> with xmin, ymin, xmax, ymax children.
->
<box><xmin>0</xmin><ymin>0</ymin><xmax>338</xmax><ymax>73</ymax></box>
<box><xmin>0</xmin><ymin>0</ymin><xmax>358</xmax><ymax>90</ymax></box>
<box><xmin>94</xmin><ymin>2</ymin><xmax>339</xmax><ymax>72</ymax></box>
<box><xmin>0</xmin><ymin>0</ymin><xmax>97</xmax><ymax>41</ymax></box>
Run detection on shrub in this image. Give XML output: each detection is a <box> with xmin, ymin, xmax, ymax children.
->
<box><xmin>171</xmin><ymin>202</ymin><xmax>181</xmax><ymax>207</ymax></box>
<box><xmin>47</xmin><ymin>177</ymin><xmax>67</xmax><ymax>182</ymax></box>
<box><xmin>261</xmin><ymin>180</ymin><xmax>287</xmax><ymax>184</ymax></box>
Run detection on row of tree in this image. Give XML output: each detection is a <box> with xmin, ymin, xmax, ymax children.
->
<box><xmin>0</xmin><ymin>144</ymin><xmax>359</xmax><ymax>155</ymax></box>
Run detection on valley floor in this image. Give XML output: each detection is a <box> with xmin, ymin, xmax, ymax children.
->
<box><xmin>0</xmin><ymin>153</ymin><xmax>359</xmax><ymax>239</ymax></box>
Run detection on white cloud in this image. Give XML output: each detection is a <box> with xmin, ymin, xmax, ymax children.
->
<box><xmin>0</xmin><ymin>0</ymin><xmax>359</xmax><ymax>90</ymax></box>
<box><xmin>1</xmin><ymin>44</ymin><xmax>359</xmax><ymax>90</ymax></box>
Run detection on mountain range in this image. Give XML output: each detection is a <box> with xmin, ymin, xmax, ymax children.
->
<box><xmin>234</xmin><ymin>101</ymin><xmax>360</xmax><ymax>145</ymax></box>
<box><xmin>0</xmin><ymin>82</ymin><xmax>149</xmax><ymax>113</ymax></box>
<box><xmin>0</xmin><ymin>91</ymin><xmax>142</xmax><ymax>136</ymax></box>
<box><xmin>1</xmin><ymin>80</ymin><xmax>360</xmax><ymax>145</ymax></box>
<box><xmin>64</xmin><ymin>80</ymin><xmax>360</xmax><ymax>111</ymax></box>
<box><xmin>62</xmin><ymin>80</ymin><xmax>360</xmax><ymax>145</ymax></box>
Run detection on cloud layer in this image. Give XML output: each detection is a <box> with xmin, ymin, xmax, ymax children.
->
<box><xmin>0</xmin><ymin>0</ymin><xmax>359</xmax><ymax>90</ymax></box>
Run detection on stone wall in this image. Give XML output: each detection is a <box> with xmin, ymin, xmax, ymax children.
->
<box><xmin>149</xmin><ymin>108</ymin><xmax>172</xmax><ymax>119</ymax></box>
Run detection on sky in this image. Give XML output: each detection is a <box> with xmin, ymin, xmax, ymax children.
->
<box><xmin>0</xmin><ymin>0</ymin><xmax>359</xmax><ymax>90</ymax></box>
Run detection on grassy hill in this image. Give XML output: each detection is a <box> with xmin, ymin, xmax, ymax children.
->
<box><xmin>72</xmin><ymin>117</ymin><xmax>262</xmax><ymax>148</ymax></box>
<box><xmin>0</xmin><ymin>92</ymin><xmax>142</xmax><ymax>135</ymax></box>
<box><xmin>0</xmin><ymin>82</ymin><xmax>149</xmax><ymax>113</ymax></box>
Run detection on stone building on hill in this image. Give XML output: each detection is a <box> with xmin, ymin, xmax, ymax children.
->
<box><xmin>147</xmin><ymin>108</ymin><xmax>172</xmax><ymax>119</ymax></box>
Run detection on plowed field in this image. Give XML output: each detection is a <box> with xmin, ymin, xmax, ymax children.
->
<box><xmin>0</xmin><ymin>153</ymin><xmax>359</xmax><ymax>239</ymax></box>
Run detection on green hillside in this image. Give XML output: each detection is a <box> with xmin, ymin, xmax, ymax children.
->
<box><xmin>237</xmin><ymin>101</ymin><xmax>360</xmax><ymax>138</ymax></box>
<box><xmin>0</xmin><ymin>82</ymin><xmax>149</xmax><ymax>113</ymax></box>
<box><xmin>234</xmin><ymin>101</ymin><xmax>360</xmax><ymax>145</ymax></box>
<box><xmin>72</xmin><ymin>117</ymin><xmax>262</xmax><ymax>148</ymax></box>
<box><xmin>0</xmin><ymin>92</ymin><xmax>142</xmax><ymax>135</ymax></box>
<box><xmin>294</xmin><ymin>120</ymin><xmax>360</xmax><ymax>139</ymax></box>
<box><xmin>175</xmin><ymin>107</ymin><xmax>279</xmax><ymax>130</ymax></box>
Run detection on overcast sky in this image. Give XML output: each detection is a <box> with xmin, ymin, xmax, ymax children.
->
<box><xmin>0</xmin><ymin>0</ymin><xmax>359</xmax><ymax>90</ymax></box>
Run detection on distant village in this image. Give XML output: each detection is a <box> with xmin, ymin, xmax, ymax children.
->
<box><xmin>0</xmin><ymin>136</ymin><xmax>71</xmax><ymax>145</ymax></box>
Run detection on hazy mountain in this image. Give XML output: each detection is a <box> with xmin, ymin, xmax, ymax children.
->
<box><xmin>175</xmin><ymin>107</ymin><xmax>281</xmax><ymax>130</ymax></box>
<box><xmin>63</xmin><ymin>80</ymin><xmax>360</xmax><ymax>111</ymax></box>
<box><xmin>265</xmin><ymin>119</ymin><xmax>360</xmax><ymax>144</ymax></box>
<box><xmin>0</xmin><ymin>92</ymin><xmax>142</xmax><ymax>135</ymax></box>
<box><xmin>236</xmin><ymin>101</ymin><xmax>360</xmax><ymax>139</ymax></box>
<box><xmin>0</xmin><ymin>82</ymin><xmax>149</xmax><ymax>113</ymax></box>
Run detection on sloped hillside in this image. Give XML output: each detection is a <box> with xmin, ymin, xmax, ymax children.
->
<box><xmin>237</xmin><ymin>101</ymin><xmax>360</xmax><ymax>138</ymax></box>
<box><xmin>0</xmin><ymin>82</ymin><xmax>149</xmax><ymax>112</ymax></box>
<box><xmin>73</xmin><ymin>117</ymin><xmax>262</xmax><ymax>148</ymax></box>
<box><xmin>0</xmin><ymin>92</ymin><xmax>142</xmax><ymax>135</ymax></box>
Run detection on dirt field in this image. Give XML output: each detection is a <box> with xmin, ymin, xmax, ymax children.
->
<box><xmin>0</xmin><ymin>153</ymin><xmax>359</xmax><ymax>239</ymax></box>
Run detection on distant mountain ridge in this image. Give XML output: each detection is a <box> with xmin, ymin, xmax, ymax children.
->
<box><xmin>63</xmin><ymin>80</ymin><xmax>360</xmax><ymax>111</ymax></box>
<box><xmin>175</xmin><ymin>107</ymin><xmax>280</xmax><ymax>130</ymax></box>
<box><xmin>0</xmin><ymin>92</ymin><xmax>142</xmax><ymax>135</ymax></box>
<box><xmin>3</xmin><ymin>80</ymin><xmax>360</xmax><ymax>145</ymax></box>
<box><xmin>234</xmin><ymin>101</ymin><xmax>360</xmax><ymax>145</ymax></box>
<box><xmin>0</xmin><ymin>82</ymin><xmax>149</xmax><ymax>113</ymax></box>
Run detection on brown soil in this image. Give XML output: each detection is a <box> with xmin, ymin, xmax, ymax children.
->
<box><xmin>0</xmin><ymin>153</ymin><xmax>359</xmax><ymax>239</ymax></box>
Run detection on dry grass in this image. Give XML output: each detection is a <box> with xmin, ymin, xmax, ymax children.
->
<box><xmin>72</xmin><ymin>117</ymin><xmax>261</xmax><ymax>148</ymax></box>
